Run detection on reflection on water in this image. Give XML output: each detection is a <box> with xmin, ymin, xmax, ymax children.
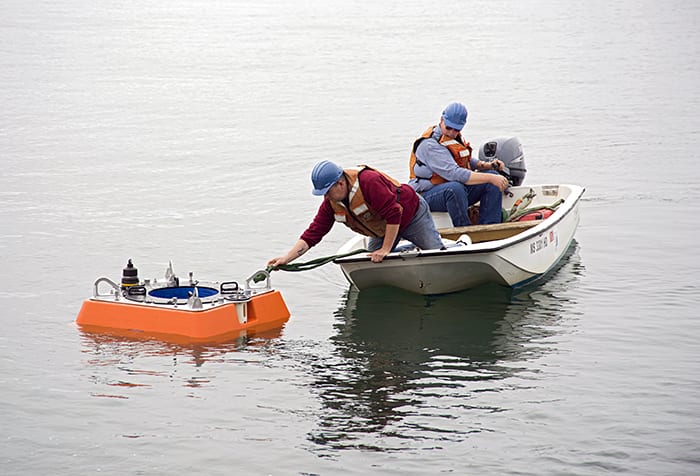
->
<box><xmin>78</xmin><ymin>326</ymin><xmax>285</xmax><ymax>394</ymax></box>
<box><xmin>309</xmin><ymin>243</ymin><xmax>584</xmax><ymax>451</ymax></box>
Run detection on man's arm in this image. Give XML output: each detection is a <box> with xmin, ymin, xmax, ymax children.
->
<box><xmin>268</xmin><ymin>239</ymin><xmax>310</xmax><ymax>267</ymax></box>
<box><xmin>368</xmin><ymin>223</ymin><xmax>399</xmax><ymax>263</ymax></box>
<box><xmin>268</xmin><ymin>201</ymin><xmax>335</xmax><ymax>267</ymax></box>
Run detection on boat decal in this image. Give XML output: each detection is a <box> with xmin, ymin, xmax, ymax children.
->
<box><xmin>549</xmin><ymin>228</ymin><xmax>559</xmax><ymax>249</ymax></box>
<box><xmin>529</xmin><ymin>233</ymin><xmax>548</xmax><ymax>254</ymax></box>
<box><xmin>530</xmin><ymin>227</ymin><xmax>558</xmax><ymax>254</ymax></box>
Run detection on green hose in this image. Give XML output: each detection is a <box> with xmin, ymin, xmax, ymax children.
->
<box><xmin>253</xmin><ymin>248</ymin><xmax>368</xmax><ymax>282</ymax></box>
<box><xmin>506</xmin><ymin>198</ymin><xmax>564</xmax><ymax>222</ymax></box>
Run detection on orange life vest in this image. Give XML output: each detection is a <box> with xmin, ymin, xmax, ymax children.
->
<box><xmin>329</xmin><ymin>166</ymin><xmax>402</xmax><ymax>238</ymax></box>
<box><xmin>409</xmin><ymin>126</ymin><xmax>473</xmax><ymax>185</ymax></box>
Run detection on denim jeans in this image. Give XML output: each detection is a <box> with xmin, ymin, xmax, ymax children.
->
<box><xmin>367</xmin><ymin>195</ymin><xmax>444</xmax><ymax>251</ymax></box>
<box><xmin>421</xmin><ymin>180</ymin><xmax>502</xmax><ymax>226</ymax></box>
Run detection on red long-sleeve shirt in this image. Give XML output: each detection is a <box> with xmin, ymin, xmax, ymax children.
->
<box><xmin>300</xmin><ymin>169</ymin><xmax>419</xmax><ymax>248</ymax></box>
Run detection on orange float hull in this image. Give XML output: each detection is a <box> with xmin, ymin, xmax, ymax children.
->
<box><xmin>76</xmin><ymin>290</ymin><xmax>290</xmax><ymax>341</ymax></box>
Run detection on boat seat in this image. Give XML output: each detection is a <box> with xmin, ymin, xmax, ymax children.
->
<box><xmin>438</xmin><ymin>220</ymin><xmax>543</xmax><ymax>243</ymax></box>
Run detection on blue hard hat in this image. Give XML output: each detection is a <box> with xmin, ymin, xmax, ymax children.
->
<box><xmin>311</xmin><ymin>160</ymin><xmax>344</xmax><ymax>196</ymax></box>
<box><xmin>442</xmin><ymin>102</ymin><xmax>468</xmax><ymax>131</ymax></box>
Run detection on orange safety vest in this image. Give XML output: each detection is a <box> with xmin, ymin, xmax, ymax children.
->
<box><xmin>409</xmin><ymin>126</ymin><xmax>473</xmax><ymax>185</ymax></box>
<box><xmin>329</xmin><ymin>166</ymin><xmax>403</xmax><ymax>238</ymax></box>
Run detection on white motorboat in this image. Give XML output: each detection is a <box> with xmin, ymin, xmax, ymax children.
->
<box><xmin>335</xmin><ymin>183</ymin><xmax>584</xmax><ymax>295</ymax></box>
<box><xmin>334</xmin><ymin>137</ymin><xmax>585</xmax><ymax>295</ymax></box>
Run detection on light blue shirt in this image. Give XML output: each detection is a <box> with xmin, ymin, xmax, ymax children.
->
<box><xmin>408</xmin><ymin>126</ymin><xmax>479</xmax><ymax>193</ymax></box>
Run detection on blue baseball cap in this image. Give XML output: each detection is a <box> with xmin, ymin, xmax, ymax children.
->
<box><xmin>311</xmin><ymin>160</ymin><xmax>344</xmax><ymax>196</ymax></box>
<box><xmin>442</xmin><ymin>102</ymin><xmax>468</xmax><ymax>131</ymax></box>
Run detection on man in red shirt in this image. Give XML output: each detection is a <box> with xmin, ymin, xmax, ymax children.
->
<box><xmin>268</xmin><ymin>160</ymin><xmax>444</xmax><ymax>265</ymax></box>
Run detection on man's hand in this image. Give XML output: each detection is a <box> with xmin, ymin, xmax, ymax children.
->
<box><xmin>490</xmin><ymin>173</ymin><xmax>510</xmax><ymax>191</ymax></box>
<box><xmin>369</xmin><ymin>248</ymin><xmax>390</xmax><ymax>263</ymax></box>
<box><xmin>267</xmin><ymin>256</ymin><xmax>289</xmax><ymax>267</ymax></box>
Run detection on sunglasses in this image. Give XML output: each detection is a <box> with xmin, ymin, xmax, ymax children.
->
<box><xmin>441</xmin><ymin>118</ymin><xmax>462</xmax><ymax>133</ymax></box>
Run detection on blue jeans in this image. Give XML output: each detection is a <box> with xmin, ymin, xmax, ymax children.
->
<box><xmin>421</xmin><ymin>181</ymin><xmax>502</xmax><ymax>226</ymax></box>
<box><xmin>367</xmin><ymin>195</ymin><xmax>444</xmax><ymax>251</ymax></box>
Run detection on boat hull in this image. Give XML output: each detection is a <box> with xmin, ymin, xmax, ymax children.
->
<box><xmin>335</xmin><ymin>184</ymin><xmax>584</xmax><ymax>295</ymax></box>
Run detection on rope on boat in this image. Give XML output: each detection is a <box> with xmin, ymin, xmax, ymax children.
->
<box><xmin>501</xmin><ymin>188</ymin><xmax>565</xmax><ymax>222</ymax></box>
<box><xmin>252</xmin><ymin>248</ymin><xmax>369</xmax><ymax>282</ymax></box>
<box><xmin>507</xmin><ymin>188</ymin><xmax>537</xmax><ymax>218</ymax></box>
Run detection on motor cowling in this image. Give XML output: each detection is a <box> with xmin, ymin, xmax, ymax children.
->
<box><xmin>478</xmin><ymin>136</ymin><xmax>527</xmax><ymax>186</ymax></box>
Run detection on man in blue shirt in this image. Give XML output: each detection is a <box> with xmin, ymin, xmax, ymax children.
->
<box><xmin>408</xmin><ymin>102</ymin><xmax>509</xmax><ymax>226</ymax></box>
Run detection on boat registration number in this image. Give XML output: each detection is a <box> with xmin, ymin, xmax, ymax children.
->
<box><xmin>529</xmin><ymin>229</ymin><xmax>558</xmax><ymax>254</ymax></box>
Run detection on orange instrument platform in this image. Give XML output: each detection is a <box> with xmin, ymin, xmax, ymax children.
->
<box><xmin>76</xmin><ymin>260</ymin><xmax>290</xmax><ymax>342</ymax></box>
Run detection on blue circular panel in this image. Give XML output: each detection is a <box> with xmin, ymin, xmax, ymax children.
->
<box><xmin>149</xmin><ymin>286</ymin><xmax>219</xmax><ymax>299</ymax></box>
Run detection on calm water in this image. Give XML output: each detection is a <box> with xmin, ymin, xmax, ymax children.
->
<box><xmin>2</xmin><ymin>1</ymin><xmax>699</xmax><ymax>474</ymax></box>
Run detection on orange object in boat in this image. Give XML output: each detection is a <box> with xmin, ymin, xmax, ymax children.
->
<box><xmin>516</xmin><ymin>208</ymin><xmax>555</xmax><ymax>221</ymax></box>
<box><xmin>76</xmin><ymin>261</ymin><xmax>290</xmax><ymax>342</ymax></box>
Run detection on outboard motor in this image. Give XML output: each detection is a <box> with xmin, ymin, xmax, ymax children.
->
<box><xmin>478</xmin><ymin>137</ymin><xmax>527</xmax><ymax>186</ymax></box>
